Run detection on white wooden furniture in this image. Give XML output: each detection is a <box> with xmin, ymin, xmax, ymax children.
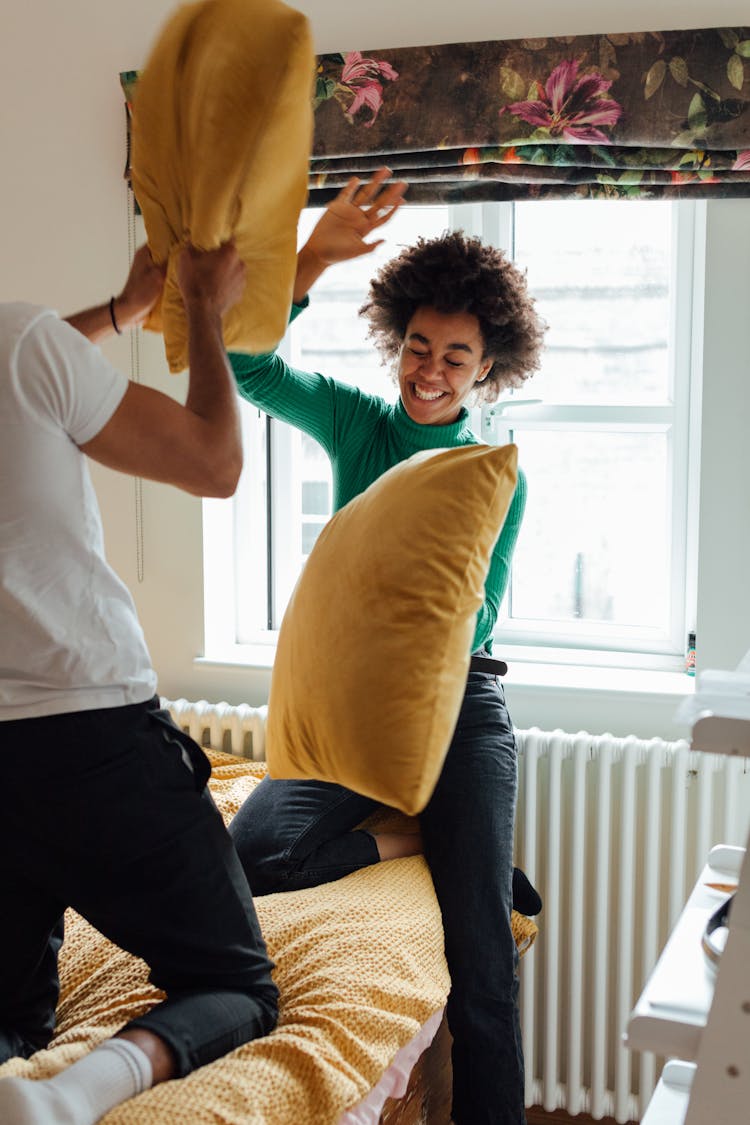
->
<box><xmin>625</xmin><ymin>713</ymin><xmax>750</xmax><ymax>1125</ymax></box>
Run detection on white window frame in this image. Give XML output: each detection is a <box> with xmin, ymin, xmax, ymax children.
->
<box><xmin>202</xmin><ymin>199</ymin><xmax>703</xmax><ymax>673</ymax></box>
<box><xmin>476</xmin><ymin>199</ymin><xmax>700</xmax><ymax>669</ymax></box>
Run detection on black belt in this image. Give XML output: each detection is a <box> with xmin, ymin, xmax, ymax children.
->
<box><xmin>469</xmin><ymin>654</ymin><xmax>508</xmax><ymax>677</ymax></box>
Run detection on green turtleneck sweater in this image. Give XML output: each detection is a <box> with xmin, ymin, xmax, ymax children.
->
<box><xmin>229</xmin><ymin>302</ymin><xmax>526</xmax><ymax>654</ymax></box>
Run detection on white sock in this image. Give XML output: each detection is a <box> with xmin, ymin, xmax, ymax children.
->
<box><xmin>0</xmin><ymin>1037</ymin><xmax>153</xmax><ymax>1125</ymax></box>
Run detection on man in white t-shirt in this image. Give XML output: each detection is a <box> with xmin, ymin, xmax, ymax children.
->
<box><xmin>0</xmin><ymin>243</ymin><xmax>278</xmax><ymax>1125</ymax></box>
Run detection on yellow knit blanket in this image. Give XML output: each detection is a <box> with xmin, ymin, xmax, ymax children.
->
<box><xmin>0</xmin><ymin>751</ymin><xmax>536</xmax><ymax>1123</ymax></box>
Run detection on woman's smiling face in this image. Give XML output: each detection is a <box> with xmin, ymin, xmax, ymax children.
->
<box><xmin>397</xmin><ymin>306</ymin><xmax>494</xmax><ymax>426</ymax></box>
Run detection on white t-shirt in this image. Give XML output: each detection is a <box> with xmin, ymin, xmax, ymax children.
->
<box><xmin>0</xmin><ymin>303</ymin><xmax>158</xmax><ymax>719</ymax></box>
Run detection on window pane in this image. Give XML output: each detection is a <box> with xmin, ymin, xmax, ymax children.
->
<box><xmin>301</xmin><ymin>479</ymin><xmax>330</xmax><ymax>516</ymax></box>
<box><xmin>514</xmin><ymin>201</ymin><xmax>672</xmax><ymax>405</ymax></box>
<box><xmin>301</xmin><ymin>521</ymin><xmax>327</xmax><ymax>555</ymax></box>
<box><xmin>510</xmin><ymin>430</ymin><xmax>670</xmax><ymax>632</ymax></box>
<box><xmin>299</xmin><ymin>432</ymin><xmax>331</xmax><ymax>561</ymax></box>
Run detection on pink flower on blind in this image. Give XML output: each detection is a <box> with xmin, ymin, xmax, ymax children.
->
<box><xmin>733</xmin><ymin>150</ymin><xmax>750</xmax><ymax>171</ymax></box>
<box><xmin>501</xmin><ymin>59</ymin><xmax>623</xmax><ymax>144</ymax></box>
<box><xmin>340</xmin><ymin>51</ymin><xmax>399</xmax><ymax>125</ymax></box>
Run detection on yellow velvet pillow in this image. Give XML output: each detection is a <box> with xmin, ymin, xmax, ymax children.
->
<box><xmin>130</xmin><ymin>0</ymin><xmax>314</xmax><ymax>372</ymax></box>
<box><xmin>266</xmin><ymin>443</ymin><xmax>518</xmax><ymax>815</ymax></box>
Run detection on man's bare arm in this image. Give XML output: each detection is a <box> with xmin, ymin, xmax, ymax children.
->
<box><xmin>65</xmin><ymin>245</ymin><xmax>166</xmax><ymax>343</ymax></box>
<box><xmin>80</xmin><ymin>242</ymin><xmax>245</xmax><ymax>498</ymax></box>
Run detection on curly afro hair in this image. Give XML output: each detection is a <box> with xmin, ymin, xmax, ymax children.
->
<box><xmin>359</xmin><ymin>229</ymin><xmax>547</xmax><ymax>403</ymax></box>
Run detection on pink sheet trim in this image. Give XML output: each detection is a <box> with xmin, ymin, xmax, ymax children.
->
<box><xmin>338</xmin><ymin>1006</ymin><xmax>446</xmax><ymax>1124</ymax></box>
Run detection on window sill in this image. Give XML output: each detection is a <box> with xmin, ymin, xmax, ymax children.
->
<box><xmin>504</xmin><ymin>660</ymin><xmax>694</xmax><ymax>699</ymax></box>
<box><xmin>500</xmin><ymin>659</ymin><xmax>694</xmax><ymax>740</ymax></box>
<box><xmin>197</xmin><ymin>643</ymin><xmax>278</xmax><ymax>671</ymax></box>
<box><xmin>197</xmin><ymin>648</ymin><xmax>692</xmax><ymax>715</ymax></box>
<box><xmin>197</xmin><ymin>647</ymin><xmax>694</xmax><ymax>701</ymax></box>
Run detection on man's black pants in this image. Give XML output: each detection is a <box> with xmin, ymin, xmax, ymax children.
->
<box><xmin>0</xmin><ymin>697</ymin><xmax>278</xmax><ymax>1075</ymax></box>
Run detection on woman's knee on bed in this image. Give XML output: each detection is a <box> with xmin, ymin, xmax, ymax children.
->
<box><xmin>230</xmin><ymin>826</ymin><xmax>295</xmax><ymax>895</ymax></box>
<box><xmin>228</xmin><ymin>785</ymin><xmax>297</xmax><ymax>894</ymax></box>
<box><xmin>228</xmin><ymin>775</ymin><xmax>377</xmax><ymax>895</ymax></box>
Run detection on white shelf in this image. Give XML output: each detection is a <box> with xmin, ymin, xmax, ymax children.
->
<box><xmin>625</xmin><ymin>844</ymin><xmax>744</xmax><ymax>1060</ymax></box>
<box><xmin>632</xmin><ymin>692</ymin><xmax>750</xmax><ymax>1125</ymax></box>
<box><xmin>641</xmin><ymin>1061</ymin><xmax>695</xmax><ymax>1125</ymax></box>
<box><xmin>691</xmin><ymin>713</ymin><xmax>750</xmax><ymax>757</ymax></box>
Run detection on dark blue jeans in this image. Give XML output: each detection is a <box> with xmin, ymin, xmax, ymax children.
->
<box><xmin>230</xmin><ymin>672</ymin><xmax>525</xmax><ymax>1124</ymax></box>
<box><xmin>0</xmin><ymin>698</ymin><xmax>278</xmax><ymax>1076</ymax></box>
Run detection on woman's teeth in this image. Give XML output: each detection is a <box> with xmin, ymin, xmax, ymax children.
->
<box><xmin>413</xmin><ymin>384</ymin><xmax>445</xmax><ymax>401</ymax></box>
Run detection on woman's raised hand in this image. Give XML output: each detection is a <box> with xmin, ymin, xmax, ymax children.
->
<box><xmin>304</xmin><ymin>168</ymin><xmax>407</xmax><ymax>266</ymax></box>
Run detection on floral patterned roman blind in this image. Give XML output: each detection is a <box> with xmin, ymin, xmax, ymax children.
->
<box><xmin>122</xmin><ymin>26</ymin><xmax>750</xmax><ymax>206</ymax></box>
<box><xmin>306</xmin><ymin>27</ymin><xmax>750</xmax><ymax>203</ymax></box>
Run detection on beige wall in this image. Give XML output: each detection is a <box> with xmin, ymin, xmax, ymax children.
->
<box><xmin>3</xmin><ymin>1</ymin><xmax>749</xmax><ymax>731</ymax></box>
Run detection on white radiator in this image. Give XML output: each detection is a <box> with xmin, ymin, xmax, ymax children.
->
<box><xmin>516</xmin><ymin>728</ymin><xmax>749</xmax><ymax>1123</ymax></box>
<box><xmin>165</xmin><ymin>696</ymin><xmax>268</xmax><ymax>760</ymax></box>
<box><xmin>162</xmin><ymin>698</ymin><xmax>750</xmax><ymax>1123</ymax></box>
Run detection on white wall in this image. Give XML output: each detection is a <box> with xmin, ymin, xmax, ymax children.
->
<box><xmin>2</xmin><ymin>0</ymin><xmax>749</xmax><ymax>736</ymax></box>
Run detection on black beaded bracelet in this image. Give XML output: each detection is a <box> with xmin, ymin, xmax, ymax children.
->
<box><xmin>109</xmin><ymin>296</ymin><xmax>123</xmax><ymax>335</ymax></box>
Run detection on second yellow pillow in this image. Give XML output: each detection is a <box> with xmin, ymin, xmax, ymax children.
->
<box><xmin>266</xmin><ymin>443</ymin><xmax>518</xmax><ymax>815</ymax></box>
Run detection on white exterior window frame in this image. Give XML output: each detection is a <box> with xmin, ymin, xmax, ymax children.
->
<box><xmin>202</xmin><ymin>199</ymin><xmax>702</xmax><ymax>672</ymax></box>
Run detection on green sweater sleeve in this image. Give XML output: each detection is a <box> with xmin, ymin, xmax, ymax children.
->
<box><xmin>228</xmin><ymin>301</ymin><xmax>374</xmax><ymax>459</ymax></box>
<box><xmin>473</xmin><ymin>467</ymin><xmax>527</xmax><ymax>653</ymax></box>
<box><xmin>228</xmin><ymin>307</ymin><xmax>335</xmax><ymax>455</ymax></box>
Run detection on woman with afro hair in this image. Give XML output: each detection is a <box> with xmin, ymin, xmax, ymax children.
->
<box><xmin>228</xmin><ymin>169</ymin><xmax>546</xmax><ymax>1125</ymax></box>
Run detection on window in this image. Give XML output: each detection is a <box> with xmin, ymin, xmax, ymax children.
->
<box><xmin>203</xmin><ymin>199</ymin><xmax>701</xmax><ymax>670</ymax></box>
<box><xmin>487</xmin><ymin>200</ymin><xmax>698</xmax><ymax>664</ymax></box>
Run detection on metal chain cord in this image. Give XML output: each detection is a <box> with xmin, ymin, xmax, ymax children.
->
<box><xmin>127</xmin><ymin>186</ymin><xmax>145</xmax><ymax>583</ymax></box>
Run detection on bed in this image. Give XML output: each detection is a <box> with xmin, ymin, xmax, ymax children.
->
<box><xmin>0</xmin><ymin>750</ymin><xmax>536</xmax><ymax>1123</ymax></box>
